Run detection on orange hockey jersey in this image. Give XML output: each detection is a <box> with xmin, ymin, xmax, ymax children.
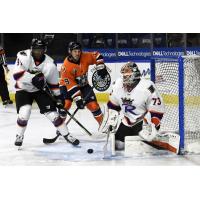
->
<box><xmin>60</xmin><ymin>51</ymin><xmax>104</xmax><ymax>98</ymax></box>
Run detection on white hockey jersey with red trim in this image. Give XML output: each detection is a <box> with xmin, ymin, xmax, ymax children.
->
<box><xmin>13</xmin><ymin>49</ymin><xmax>60</xmax><ymax>96</ymax></box>
<box><xmin>109</xmin><ymin>78</ymin><xmax>165</xmax><ymax>127</ymax></box>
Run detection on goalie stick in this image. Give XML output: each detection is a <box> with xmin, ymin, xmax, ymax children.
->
<box><xmin>103</xmin><ymin>126</ymin><xmax>116</xmax><ymax>158</ymax></box>
<box><xmin>42</xmin><ymin>85</ymin><xmax>94</xmax><ymax>144</ymax></box>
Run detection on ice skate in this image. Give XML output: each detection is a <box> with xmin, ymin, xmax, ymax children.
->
<box><xmin>3</xmin><ymin>100</ymin><xmax>13</xmax><ymax>107</ymax></box>
<box><xmin>63</xmin><ymin>133</ymin><xmax>80</xmax><ymax>146</ymax></box>
<box><xmin>15</xmin><ymin>134</ymin><xmax>24</xmax><ymax>147</ymax></box>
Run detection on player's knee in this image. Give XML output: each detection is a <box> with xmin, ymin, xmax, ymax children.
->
<box><xmin>53</xmin><ymin>116</ymin><xmax>64</xmax><ymax>127</ymax></box>
<box><xmin>17</xmin><ymin>118</ymin><xmax>28</xmax><ymax>127</ymax></box>
<box><xmin>87</xmin><ymin>102</ymin><xmax>103</xmax><ymax>119</ymax></box>
<box><xmin>45</xmin><ymin>111</ymin><xmax>64</xmax><ymax>127</ymax></box>
<box><xmin>17</xmin><ymin>105</ymin><xmax>32</xmax><ymax>126</ymax></box>
<box><xmin>86</xmin><ymin>101</ymin><xmax>100</xmax><ymax>112</ymax></box>
<box><xmin>64</xmin><ymin>100</ymin><xmax>72</xmax><ymax>110</ymax></box>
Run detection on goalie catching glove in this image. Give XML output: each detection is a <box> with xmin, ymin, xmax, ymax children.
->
<box><xmin>96</xmin><ymin>64</ymin><xmax>109</xmax><ymax>79</ymax></box>
<box><xmin>139</xmin><ymin>120</ymin><xmax>159</xmax><ymax>142</ymax></box>
<box><xmin>99</xmin><ymin>104</ymin><xmax>120</xmax><ymax>133</ymax></box>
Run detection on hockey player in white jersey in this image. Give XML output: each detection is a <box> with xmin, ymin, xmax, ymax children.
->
<box><xmin>13</xmin><ymin>38</ymin><xmax>79</xmax><ymax>147</ymax></box>
<box><xmin>99</xmin><ymin>61</ymin><xmax>165</xmax><ymax>150</ymax></box>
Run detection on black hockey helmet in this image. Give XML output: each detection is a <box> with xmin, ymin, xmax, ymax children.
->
<box><xmin>31</xmin><ymin>38</ymin><xmax>47</xmax><ymax>60</ymax></box>
<box><xmin>68</xmin><ymin>42</ymin><xmax>82</xmax><ymax>52</ymax></box>
<box><xmin>31</xmin><ymin>38</ymin><xmax>47</xmax><ymax>52</ymax></box>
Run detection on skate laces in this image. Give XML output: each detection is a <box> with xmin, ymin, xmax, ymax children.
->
<box><xmin>16</xmin><ymin>134</ymin><xmax>24</xmax><ymax>141</ymax></box>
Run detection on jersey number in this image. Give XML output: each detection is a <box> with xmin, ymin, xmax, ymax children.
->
<box><xmin>64</xmin><ymin>78</ymin><xmax>70</xmax><ymax>85</ymax></box>
<box><xmin>152</xmin><ymin>97</ymin><xmax>161</xmax><ymax>105</ymax></box>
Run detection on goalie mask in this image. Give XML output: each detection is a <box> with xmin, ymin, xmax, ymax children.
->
<box><xmin>120</xmin><ymin>62</ymin><xmax>141</xmax><ymax>89</ymax></box>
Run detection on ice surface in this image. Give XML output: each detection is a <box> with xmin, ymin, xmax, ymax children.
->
<box><xmin>1</xmin><ymin>103</ymin><xmax>200</xmax><ymax>165</ymax></box>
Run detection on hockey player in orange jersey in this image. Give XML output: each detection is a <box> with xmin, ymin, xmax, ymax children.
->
<box><xmin>59</xmin><ymin>42</ymin><xmax>109</xmax><ymax>128</ymax></box>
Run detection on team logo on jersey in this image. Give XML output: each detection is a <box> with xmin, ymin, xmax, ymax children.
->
<box><xmin>121</xmin><ymin>97</ymin><xmax>134</xmax><ymax>105</ymax></box>
<box><xmin>92</xmin><ymin>71</ymin><xmax>111</xmax><ymax>92</ymax></box>
<box><xmin>121</xmin><ymin>98</ymin><xmax>138</xmax><ymax>115</ymax></box>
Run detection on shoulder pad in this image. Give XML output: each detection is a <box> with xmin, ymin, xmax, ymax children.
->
<box><xmin>148</xmin><ymin>85</ymin><xmax>155</xmax><ymax>93</ymax></box>
<box><xmin>19</xmin><ymin>51</ymin><xmax>27</xmax><ymax>56</ymax></box>
<box><xmin>16</xmin><ymin>50</ymin><xmax>31</xmax><ymax>67</ymax></box>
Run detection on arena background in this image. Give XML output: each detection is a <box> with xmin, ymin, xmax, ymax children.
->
<box><xmin>1</xmin><ymin>33</ymin><xmax>200</xmax><ymax>102</ymax></box>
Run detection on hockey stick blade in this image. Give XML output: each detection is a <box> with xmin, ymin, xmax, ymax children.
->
<box><xmin>43</xmin><ymin>133</ymin><xmax>60</xmax><ymax>144</ymax></box>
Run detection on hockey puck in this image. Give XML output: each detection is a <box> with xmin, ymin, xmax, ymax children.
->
<box><xmin>87</xmin><ymin>149</ymin><xmax>94</xmax><ymax>154</ymax></box>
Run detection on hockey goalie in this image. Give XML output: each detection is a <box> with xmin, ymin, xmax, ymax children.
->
<box><xmin>99</xmin><ymin>61</ymin><xmax>180</xmax><ymax>154</ymax></box>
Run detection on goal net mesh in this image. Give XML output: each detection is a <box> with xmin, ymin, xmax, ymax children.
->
<box><xmin>153</xmin><ymin>56</ymin><xmax>200</xmax><ymax>153</ymax></box>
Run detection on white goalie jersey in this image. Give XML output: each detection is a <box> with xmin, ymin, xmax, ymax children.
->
<box><xmin>13</xmin><ymin>49</ymin><xmax>60</xmax><ymax>96</ymax></box>
<box><xmin>109</xmin><ymin>78</ymin><xmax>165</xmax><ymax>127</ymax></box>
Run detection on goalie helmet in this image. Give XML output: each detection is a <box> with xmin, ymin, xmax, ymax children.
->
<box><xmin>120</xmin><ymin>62</ymin><xmax>141</xmax><ymax>88</ymax></box>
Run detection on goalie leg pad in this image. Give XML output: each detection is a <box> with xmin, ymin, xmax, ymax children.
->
<box><xmin>98</xmin><ymin>104</ymin><xmax>119</xmax><ymax>133</ymax></box>
<box><xmin>152</xmin><ymin>132</ymin><xmax>180</xmax><ymax>154</ymax></box>
<box><xmin>115</xmin><ymin>140</ymin><xmax>124</xmax><ymax>150</ymax></box>
<box><xmin>125</xmin><ymin>136</ymin><xmax>159</xmax><ymax>156</ymax></box>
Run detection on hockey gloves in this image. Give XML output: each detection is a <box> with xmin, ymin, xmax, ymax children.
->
<box><xmin>139</xmin><ymin>122</ymin><xmax>158</xmax><ymax>142</ymax></box>
<box><xmin>54</xmin><ymin>95</ymin><xmax>67</xmax><ymax>118</ymax></box>
<box><xmin>74</xmin><ymin>96</ymin><xmax>84</xmax><ymax>109</ymax></box>
<box><xmin>32</xmin><ymin>72</ymin><xmax>46</xmax><ymax>90</ymax></box>
<box><xmin>55</xmin><ymin>95</ymin><xmax>65</xmax><ymax>109</ymax></box>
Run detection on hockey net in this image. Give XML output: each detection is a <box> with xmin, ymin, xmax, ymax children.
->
<box><xmin>153</xmin><ymin>56</ymin><xmax>200</xmax><ymax>153</ymax></box>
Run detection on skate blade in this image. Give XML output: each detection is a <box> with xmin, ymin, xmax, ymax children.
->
<box><xmin>17</xmin><ymin>146</ymin><xmax>23</xmax><ymax>151</ymax></box>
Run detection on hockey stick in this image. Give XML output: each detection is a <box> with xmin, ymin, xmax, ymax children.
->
<box><xmin>42</xmin><ymin>86</ymin><xmax>94</xmax><ymax>144</ymax></box>
<box><xmin>103</xmin><ymin>129</ymin><xmax>110</xmax><ymax>158</ymax></box>
<box><xmin>65</xmin><ymin>85</ymin><xmax>95</xmax><ymax>127</ymax></box>
<box><xmin>43</xmin><ymin>132</ymin><xmax>60</xmax><ymax>144</ymax></box>
<box><xmin>103</xmin><ymin>126</ymin><xmax>116</xmax><ymax>158</ymax></box>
